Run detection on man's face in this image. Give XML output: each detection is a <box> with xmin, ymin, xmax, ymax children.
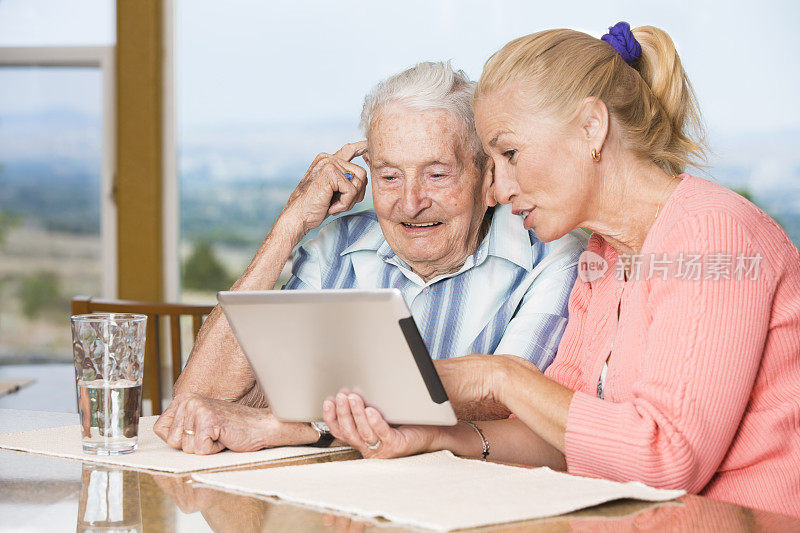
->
<box><xmin>367</xmin><ymin>105</ymin><xmax>492</xmax><ymax>281</ymax></box>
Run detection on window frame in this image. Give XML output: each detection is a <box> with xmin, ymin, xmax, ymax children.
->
<box><xmin>0</xmin><ymin>46</ymin><xmax>118</xmax><ymax>298</ymax></box>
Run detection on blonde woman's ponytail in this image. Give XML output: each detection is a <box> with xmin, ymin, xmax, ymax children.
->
<box><xmin>632</xmin><ymin>26</ymin><xmax>707</xmax><ymax>174</ymax></box>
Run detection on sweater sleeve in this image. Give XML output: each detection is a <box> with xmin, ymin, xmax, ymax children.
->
<box><xmin>563</xmin><ymin>212</ymin><xmax>775</xmax><ymax>493</ymax></box>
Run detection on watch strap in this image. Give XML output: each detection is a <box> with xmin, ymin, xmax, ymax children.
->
<box><xmin>308</xmin><ymin>422</ymin><xmax>335</xmax><ymax>448</ymax></box>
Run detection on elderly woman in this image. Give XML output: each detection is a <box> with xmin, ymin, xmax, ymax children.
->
<box><xmin>154</xmin><ymin>62</ymin><xmax>586</xmax><ymax>453</ymax></box>
<box><xmin>326</xmin><ymin>25</ymin><xmax>800</xmax><ymax>517</ymax></box>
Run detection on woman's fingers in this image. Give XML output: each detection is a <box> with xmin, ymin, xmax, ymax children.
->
<box><xmin>365</xmin><ymin>407</ymin><xmax>395</xmax><ymax>446</ymax></box>
<box><xmin>322</xmin><ymin>397</ymin><xmax>342</xmax><ymax>436</ymax></box>
<box><xmin>335</xmin><ymin>392</ymin><xmax>360</xmax><ymax>442</ymax></box>
<box><xmin>348</xmin><ymin>394</ymin><xmax>378</xmax><ymax>447</ymax></box>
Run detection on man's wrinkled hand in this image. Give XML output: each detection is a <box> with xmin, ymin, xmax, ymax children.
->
<box><xmin>322</xmin><ymin>513</ymin><xmax>374</xmax><ymax>532</ymax></box>
<box><xmin>153</xmin><ymin>393</ymin><xmax>313</xmax><ymax>454</ymax></box>
<box><xmin>282</xmin><ymin>141</ymin><xmax>369</xmax><ymax>237</ymax></box>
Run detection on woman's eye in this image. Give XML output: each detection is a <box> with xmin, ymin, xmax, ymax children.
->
<box><xmin>381</xmin><ymin>175</ymin><xmax>398</xmax><ymax>181</ymax></box>
<box><xmin>432</xmin><ymin>173</ymin><xmax>446</xmax><ymax>178</ymax></box>
<box><xmin>503</xmin><ymin>149</ymin><xmax>517</xmax><ymax>161</ymax></box>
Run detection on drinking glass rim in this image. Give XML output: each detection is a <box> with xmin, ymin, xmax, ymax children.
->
<box><xmin>71</xmin><ymin>313</ymin><xmax>147</xmax><ymax>323</ymax></box>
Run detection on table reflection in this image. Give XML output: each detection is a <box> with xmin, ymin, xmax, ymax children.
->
<box><xmin>77</xmin><ymin>464</ymin><xmax>142</xmax><ymax>533</ymax></box>
<box><xmin>152</xmin><ymin>475</ymin><xmax>271</xmax><ymax>533</ymax></box>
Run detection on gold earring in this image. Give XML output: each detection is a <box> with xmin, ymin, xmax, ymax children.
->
<box><xmin>591</xmin><ymin>148</ymin><xmax>601</xmax><ymax>162</ymax></box>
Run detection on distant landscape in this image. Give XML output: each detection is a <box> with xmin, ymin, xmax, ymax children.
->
<box><xmin>1</xmin><ymin>109</ymin><xmax>799</xmax><ymax>363</ymax></box>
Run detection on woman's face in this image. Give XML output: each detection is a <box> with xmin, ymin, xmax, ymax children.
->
<box><xmin>473</xmin><ymin>85</ymin><xmax>593</xmax><ymax>242</ymax></box>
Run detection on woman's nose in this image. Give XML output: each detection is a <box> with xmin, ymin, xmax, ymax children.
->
<box><xmin>493</xmin><ymin>166</ymin><xmax>519</xmax><ymax>205</ymax></box>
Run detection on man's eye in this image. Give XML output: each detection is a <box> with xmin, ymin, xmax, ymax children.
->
<box><xmin>432</xmin><ymin>173</ymin><xmax>447</xmax><ymax>178</ymax></box>
<box><xmin>503</xmin><ymin>149</ymin><xmax>517</xmax><ymax>161</ymax></box>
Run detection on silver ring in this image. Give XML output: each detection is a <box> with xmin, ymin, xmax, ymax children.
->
<box><xmin>183</xmin><ymin>429</ymin><xmax>196</xmax><ymax>436</ymax></box>
<box><xmin>367</xmin><ymin>438</ymin><xmax>381</xmax><ymax>450</ymax></box>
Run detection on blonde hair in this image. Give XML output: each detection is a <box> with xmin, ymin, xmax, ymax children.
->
<box><xmin>474</xmin><ymin>26</ymin><xmax>707</xmax><ymax>175</ymax></box>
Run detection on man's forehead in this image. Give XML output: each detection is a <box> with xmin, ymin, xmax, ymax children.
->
<box><xmin>368</xmin><ymin>110</ymin><xmax>468</xmax><ymax>167</ymax></box>
<box><xmin>370</xmin><ymin>150</ymin><xmax>463</xmax><ymax>167</ymax></box>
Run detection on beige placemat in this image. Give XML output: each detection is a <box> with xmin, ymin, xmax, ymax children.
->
<box><xmin>0</xmin><ymin>415</ymin><xmax>348</xmax><ymax>473</ymax></box>
<box><xmin>193</xmin><ymin>450</ymin><xmax>685</xmax><ymax>531</ymax></box>
<box><xmin>0</xmin><ymin>378</ymin><xmax>35</xmax><ymax>398</ymax></box>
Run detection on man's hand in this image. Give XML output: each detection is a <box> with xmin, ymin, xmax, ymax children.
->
<box><xmin>169</xmin><ymin>142</ymin><xmax>367</xmax><ymax>408</ymax></box>
<box><xmin>153</xmin><ymin>393</ymin><xmax>318</xmax><ymax>454</ymax></box>
<box><xmin>152</xmin><ymin>474</ymin><xmax>270</xmax><ymax>532</ymax></box>
<box><xmin>321</xmin><ymin>513</ymin><xmax>375</xmax><ymax>532</ymax></box>
<box><xmin>281</xmin><ymin>141</ymin><xmax>369</xmax><ymax>238</ymax></box>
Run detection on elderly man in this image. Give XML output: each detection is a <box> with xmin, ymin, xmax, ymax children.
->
<box><xmin>154</xmin><ymin>62</ymin><xmax>587</xmax><ymax>454</ymax></box>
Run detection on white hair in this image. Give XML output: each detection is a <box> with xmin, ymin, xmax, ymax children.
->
<box><xmin>359</xmin><ymin>61</ymin><xmax>485</xmax><ymax>167</ymax></box>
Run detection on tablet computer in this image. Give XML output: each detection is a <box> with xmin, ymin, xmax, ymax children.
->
<box><xmin>217</xmin><ymin>289</ymin><xmax>457</xmax><ymax>426</ymax></box>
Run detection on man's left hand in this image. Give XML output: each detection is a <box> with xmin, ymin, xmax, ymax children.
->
<box><xmin>153</xmin><ymin>393</ymin><xmax>317</xmax><ymax>454</ymax></box>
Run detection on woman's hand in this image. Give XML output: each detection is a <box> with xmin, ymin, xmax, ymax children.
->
<box><xmin>154</xmin><ymin>393</ymin><xmax>318</xmax><ymax>454</ymax></box>
<box><xmin>322</xmin><ymin>392</ymin><xmax>438</xmax><ymax>459</ymax></box>
<box><xmin>280</xmin><ymin>141</ymin><xmax>369</xmax><ymax>238</ymax></box>
<box><xmin>433</xmin><ymin>354</ymin><xmax>524</xmax><ymax>409</ymax></box>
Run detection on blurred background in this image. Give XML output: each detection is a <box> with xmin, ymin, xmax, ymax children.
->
<box><xmin>0</xmin><ymin>0</ymin><xmax>798</xmax><ymax>370</ymax></box>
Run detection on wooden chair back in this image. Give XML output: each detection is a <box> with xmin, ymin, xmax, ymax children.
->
<box><xmin>71</xmin><ymin>296</ymin><xmax>215</xmax><ymax>415</ymax></box>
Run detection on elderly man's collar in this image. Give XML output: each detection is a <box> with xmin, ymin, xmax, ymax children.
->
<box><xmin>341</xmin><ymin>204</ymin><xmax>534</xmax><ymax>272</ymax></box>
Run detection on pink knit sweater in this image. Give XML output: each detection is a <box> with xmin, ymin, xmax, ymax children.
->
<box><xmin>545</xmin><ymin>175</ymin><xmax>800</xmax><ymax>517</ymax></box>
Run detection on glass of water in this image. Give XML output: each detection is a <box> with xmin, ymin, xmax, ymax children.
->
<box><xmin>71</xmin><ymin>313</ymin><xmax>147</xmax><ymax>455</ymax></box>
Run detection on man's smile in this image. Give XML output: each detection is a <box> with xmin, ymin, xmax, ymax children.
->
<box><xmin>401</xmin><ymin>221</ymin><xmax>443</xmax><ymax>228</ymax></box>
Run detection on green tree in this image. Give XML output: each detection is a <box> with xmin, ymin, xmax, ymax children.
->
<box><xmin>182</xmin><ymin>241</ymin><xmax>235</xmax><ymax>292</ymax></box>
<box><xmin>0</xmin><ymin>210</ymin><xmax>21</xmax><ymax>245</ymax></box>
<box><xmin>0</xmin><ymin>162</ymin><xmax>22</xmax><ymax>245</ymax></box>
<box><xmin>732</xmin><ymin>188</ymin><xmax>753</xmax><ymax>202</ymax></box>
<box><xmin>19</xmin><ymin>272</ymin><xmax>62</xmax><ymax>319</ymax></box>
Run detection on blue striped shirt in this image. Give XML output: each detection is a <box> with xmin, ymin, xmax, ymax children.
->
<box><xmin>283</xmin><ymin>204</ymin><xmax>587</xmax><ymax>370</ymax></box>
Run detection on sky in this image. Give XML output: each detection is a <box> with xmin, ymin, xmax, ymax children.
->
<box><xmin>0</xmin><ymin>0</ymin><xmax>798</xmax><ymax>138</ymax></box>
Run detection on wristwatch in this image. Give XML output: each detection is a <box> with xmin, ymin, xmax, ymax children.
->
<box><xmin>308</xmin><ymin>421</ymin><xmax>334</xmax><ymax>447</ymax></box>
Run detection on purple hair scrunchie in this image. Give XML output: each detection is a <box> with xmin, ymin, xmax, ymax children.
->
<box><xmin>601</xmin><ymin>21</ymin><xmax>641</xmax><ymax>64</ymax></box>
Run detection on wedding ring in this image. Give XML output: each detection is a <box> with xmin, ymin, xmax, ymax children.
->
<box><xmin>183</xmin><ymin>429</ymin><xmax>196</xmax><ymax>436</ymax></box>
<box><xmin>367</xmin><ymin>438</ymin><xmax>381</xmax><ymax>450</ymax></box>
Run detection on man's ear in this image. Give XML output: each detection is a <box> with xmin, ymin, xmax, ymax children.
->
<box><xmin>482</xmin><ymin>158</ymin><xmax>497</xmax><ymax>207</ymax></box>
<box><xmin>580</xmin><ymin>96</ymin><xmax>609</xmax><ymax>154</ymax></box>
